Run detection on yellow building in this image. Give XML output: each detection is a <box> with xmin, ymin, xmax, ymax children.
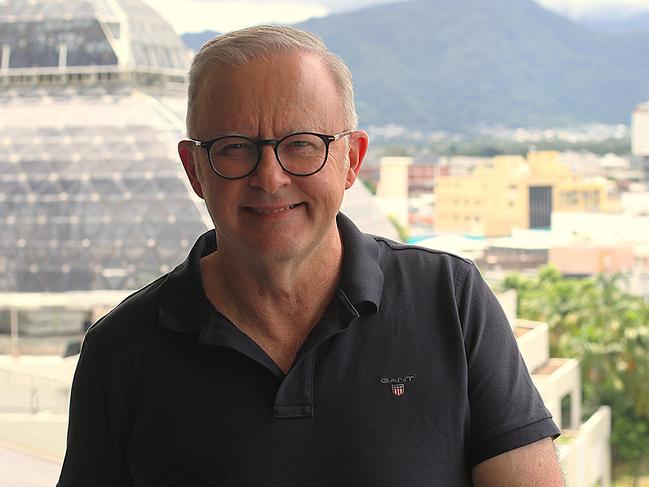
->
<box><xmin>434</xmin><ymin>151</ymin><xmax>610</xmax><ymax>237</ymax></box>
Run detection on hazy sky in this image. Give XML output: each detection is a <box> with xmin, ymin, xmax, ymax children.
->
<box><xmin>142</xmin><ymin>0</ymin><xmax>649</xmax><ymax>34</ymax></box>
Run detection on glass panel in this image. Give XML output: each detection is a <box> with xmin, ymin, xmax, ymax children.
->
<box><xmin>4</xmin><ymin>20</ymin><xmax>118</xmax><ymax>68</ymax></box>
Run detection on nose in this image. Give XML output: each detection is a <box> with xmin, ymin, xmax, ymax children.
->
<box><xmin>247</xmin><ymin>144</ymin><xmax>291</xmax><ymax>194</ymax></box>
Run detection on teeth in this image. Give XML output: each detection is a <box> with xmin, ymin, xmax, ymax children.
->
<box><xmin>251</xmin><ymin>204</ymin><xmax>298</xmax><ymax>214</ymax></box>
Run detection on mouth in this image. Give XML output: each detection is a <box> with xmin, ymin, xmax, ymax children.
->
<box><xmin>245</xmin><ymin>203</ymin><xmax>304</xmax><ymax>215</ymax></box>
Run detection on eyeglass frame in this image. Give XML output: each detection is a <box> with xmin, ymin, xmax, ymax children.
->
<box><xmin>186</xmin><ymin>130</ymin><xmax>353</xmax><ymax>180</ymax></box>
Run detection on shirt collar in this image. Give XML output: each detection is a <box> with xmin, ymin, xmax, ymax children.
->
<box><xmin>336</xmin><ymin>213</ymin><xmax>384</xmax><ymax>313</ymax></box>
<box><xmin>158</xmin><ymin>212</ymin><xmax>384</xmax><ymax>333</ymax></box>
<box><xmin>158</xmin><ymin>229</ymin><xmax>215</xmax><ymax>333</ymax></box>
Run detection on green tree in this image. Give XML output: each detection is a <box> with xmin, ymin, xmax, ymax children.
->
<box><xmin>503</xmin><ymin>268</ymin><xmax>649</xmax><ymax>481</ymax></box>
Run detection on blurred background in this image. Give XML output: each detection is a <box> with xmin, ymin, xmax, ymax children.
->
<box><xmin>1</xmin><ymin>0</ymin><xmax>648</xmax><ymax>485</ymax></box>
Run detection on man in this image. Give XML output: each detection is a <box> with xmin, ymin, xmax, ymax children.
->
<box><xmin>58</xmin><ymin>25</ymin><xmax>563</xmax><ymax>485</ymax></box>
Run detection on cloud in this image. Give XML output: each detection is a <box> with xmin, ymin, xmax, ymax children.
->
<box><xmin>146</xmin><ymin>0</ymin><xmax>649</xmax><ymax>34</ymax></box>
<box><xmin>186</xmin><ymin>0</ymin><xmax>400</xmax><ymax>9</ymax></box>
<box><xmin>143</xmin><ymin>0</ymin><xmax>328</xmax><ymax>33</ymax></box>
<box><xmin>535</xmin><ymin>0</ymin><xmax>649</xmax><ymax>18</ymax></box>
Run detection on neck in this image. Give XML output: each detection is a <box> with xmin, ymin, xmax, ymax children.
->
<box><xmin>208</xmin><ymin>242</ymin><xmax>342</xmax><ymax>309</ymax></box>
<box><xmin>200</xmin><ymin>224</ymin><xmax>344</xmax><ymax>369</ymax></box>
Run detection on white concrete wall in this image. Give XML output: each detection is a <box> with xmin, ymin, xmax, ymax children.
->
<box><xmin>0</xmin><ymin>356</ymin><xmax>74</xmax><ymax>414</ymax></box>
<box><xmin>515</xmin><ymin>320</ymin><xmax>549</xmax><ymax>373</ymax></box>
<box><xmin>0</xmin><ymin>413</ymin><xmax>67</xmax><ymax>462</ymax></box>
<box><xmin>514</xmin><ymin>320</ymin><xmax>611</xmax><ymax>487</ymax></box>
<box><xmin>0</xmin><ymin>356</ymin><xmax>70</xmax><ymax>467</ymax></box>
<box><xmin>552</xmin><ymin>212</ymin><xmax>649</xmax><ymax>244</ymax></box>
<box><xmin>531</xmin><ymin>358</ymin><xmax>580</xmax><ymax>430</ymax></box>
<box><xmin>560</xmin><ymin>406</ymin><xmax>612</xmax><ymax>487</ymax></box>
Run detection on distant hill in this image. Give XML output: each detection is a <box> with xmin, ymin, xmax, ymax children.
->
<box><xmin>181</xmin><ymin>0</ymin><xmax>649</xmax><ymax>131</ymax></box>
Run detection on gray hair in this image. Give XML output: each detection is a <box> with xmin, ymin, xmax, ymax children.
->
<box><xmin>186</xmin><ymin>25</ymin><xmax>358</xmax><ymax>137</ymax></box>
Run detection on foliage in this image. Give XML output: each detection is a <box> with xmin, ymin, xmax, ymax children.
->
<box><xmin>426</xmin><ymin>136</ymin><xmax>632</xmax><ymax>157</ymax></box>
<box><xmin>294</xmin><ymin>0</ymin><xmax>649</xmax><ymax>131</ymax></box>
<box><xmin>503</xmin><ymin>267</ymin><xmax>649</xmax><ymax>478</ymax></box>
<box><xmin>182</xmin><ymin>1</ymin><xmax>649</xmax><ymax>132</ymax></box>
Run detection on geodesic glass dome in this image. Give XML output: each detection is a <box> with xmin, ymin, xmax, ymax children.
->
<box><xmin>0</xmin><ymin>0</ymin><xmax>189</xmax><ymax>71</ymax></box>
<box><xmin>0</xmin><ymin>84</ymin><xmax>210</xmax><ymax>292</ymax></box>
<box><xmin>0</xmin><ymin>0</ymin><xmax>397</xmax><ymax>293</ymax></box>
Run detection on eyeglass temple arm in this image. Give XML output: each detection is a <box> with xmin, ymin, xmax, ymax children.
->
<box><xmin>331</xmin><ymin>130</ymin><xmax>354</xmax><ymax>141</ymax></box>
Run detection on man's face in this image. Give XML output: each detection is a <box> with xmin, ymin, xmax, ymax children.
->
<box><xmin>180</xmin><ymin>51</ymin><xmax>367</xmax><ymax>263</ymax></box>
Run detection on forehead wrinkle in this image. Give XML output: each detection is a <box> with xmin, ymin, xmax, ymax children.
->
<box><xmin>194</xmin><ymin>52</ymin><xmax>344</xmax><ymax>140</ymax></box>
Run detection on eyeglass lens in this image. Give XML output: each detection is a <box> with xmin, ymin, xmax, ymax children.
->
<box><xmin>209</xmin><ymin>133</ymin><xmax>327</xmax><ymax>178</ymax></box>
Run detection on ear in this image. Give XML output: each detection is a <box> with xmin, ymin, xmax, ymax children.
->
<box><xmin>345</xmin><ymin>130</ymin><xmax>369</xmax><ymax>189</ymax></box>
<box><xmin>178</xmin><ymin>140</ymin><xmax>204</xmax><ymax>199</ymax></box>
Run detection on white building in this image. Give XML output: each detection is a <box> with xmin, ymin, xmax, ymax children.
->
<box><xmin>632</xmin><ymin>101</ymin><xmax>649</xmax><ymax>157</ymax></box>
<box><xmin>375</xmin><ymin>156</ymin><xmax>412</xmax><ymax>234</ymax></box>
<box><xmin>514</xmin><ymin>319</ymin><xmax>611</xmax><ymax>487</ymax></box>
<box><xmin>494</xmin><ymin>291</ymin><xmax>612</xmax><ymax>486</ymax></box>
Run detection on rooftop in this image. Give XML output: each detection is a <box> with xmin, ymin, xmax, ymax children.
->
<box><xmin>0</xmin><ymin>0</ymin><xmax>190</xmax><ymax>80</ymax></box>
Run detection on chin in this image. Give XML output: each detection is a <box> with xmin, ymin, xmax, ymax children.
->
<box><xmin>236</xmin><ymin>232</ymin><xmax>305</xmax><ymax>259</ymax></box>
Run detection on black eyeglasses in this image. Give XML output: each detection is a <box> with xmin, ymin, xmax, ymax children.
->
<box><xmin>188</xmin><ymin>130</ymin><xmax>352</xmax><ymax>180</ymax></box>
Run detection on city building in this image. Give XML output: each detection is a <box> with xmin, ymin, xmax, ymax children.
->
<box><xmin>363</xmin><ymin>156</ymin><xmax>445</xmax><ymax>236</ymax></box>
<box><xmin>551</xmin><ymin>211</ymin><xmax>649</xmax><ymax>299</ymax></box>
<box><xmin>621</xmin><ymin>189</ymin><xmax>649</xmax><ymax>216</ymax></box>
<box><xmin>513</xmin><ymin>319</ymin><xmax>611</xmax><ymax>487</ymax></box>
<box><xmin>552</xmin><ymin>211</ymin><xmax>649</xmax><ymax>245</ymax></box>
<box><xmin>374</xmin><ymin>156</ymin><xmax>412</xmax><ymax>228</ymax></box>
<box><xmin>434</xmin><ymin>151</ymin><xmax>612</xmax><ymax>237</ymax></box>
<box><xmin>480</xmin><ymin>230</ymin><xmax>553</xmax><ymax>270</ymax></box>
<box><xmin>550</xmin><ymin>245</ymin><xmax>635</xmax><ymax>276</ymax></box>
<box><xmin>632</xmin><ymin>101</ymin><xmax>649</xmax><ymax>157</ymax></box>
<box><xmin>494</xmin><ymin>291</ymin><xmax>611</xmax><ymax>486</ymax></box>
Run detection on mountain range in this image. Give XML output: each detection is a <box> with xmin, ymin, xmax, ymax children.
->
<box><xmin>181</xmin><ymin>0</ymin><xmax>649</xmax><ymax>132</ymax></box>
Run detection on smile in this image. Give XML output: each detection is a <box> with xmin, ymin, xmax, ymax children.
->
<box><xmin>247</xmin><ymin>203</ymin><xmax>302</xmax><ymax>214</ymax></box>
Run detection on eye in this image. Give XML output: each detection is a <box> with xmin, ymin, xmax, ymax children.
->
<box><xmin>287</xmin><ymin>139</ymin><xmax>314</xmax><ymax>148</ymax></box>
<box><xmin>222</xmin><ymin>143</ymin><xmax>247</xmax><ymax>153</ymax></box>
<box><xmin>281</xmin><ymin>134</ymin><xmax>325</xmax><ymax>156</ymax></box>
<box><xmin>212</xmin><ymin>138</ymin><xmax>255</xmax><ymax>158</ymax></box>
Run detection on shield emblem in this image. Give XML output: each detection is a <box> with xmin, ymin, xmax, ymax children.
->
<box><xmin>391</xmin><ymin>383</ymin><xmax>405</xmax><ymax>396</ymax></box>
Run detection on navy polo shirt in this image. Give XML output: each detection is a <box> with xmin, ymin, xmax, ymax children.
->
<box><xmin>58</xmin><ymin>213</ymin><xmax>559</xmax><ymax>486</ymax></box>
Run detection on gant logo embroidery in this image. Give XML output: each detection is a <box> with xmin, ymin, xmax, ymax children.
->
<box><xmin>380</xmin><ymin>375</ymin><xmax>415</xmax><ymax>397</ymax></box>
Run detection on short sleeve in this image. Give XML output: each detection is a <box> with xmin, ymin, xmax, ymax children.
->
<box><xmin>457</xmin><ymin>263</ymin><xmax>560</xmax><ymax>465</ymax></box>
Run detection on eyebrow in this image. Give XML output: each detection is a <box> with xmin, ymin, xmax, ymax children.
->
<box><xmin>208</xmin><ymin>128</ymin><xmax>322</xmax><ymax>140</ymax></box>
<box><xmin>213</xmin><ymin>130</ymin><xmax>248</xmax><ymax>138</ymax></box>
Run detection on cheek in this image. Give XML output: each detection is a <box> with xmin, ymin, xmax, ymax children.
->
<box><xmin>324</xmin><ymin>151</ymin><xmax>350</xmax><ymax>178</ymax></box>
<box><xmin>196</xmin><ymin>161</ymin><xmax>222</xmax><ymax>193</ymax></box>
<box><xmin>197</xmin><ymin>170</ymin><xmax>228</xmax><ymax>210</ymax></box>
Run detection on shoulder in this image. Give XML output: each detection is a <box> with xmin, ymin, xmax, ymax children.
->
<box><xmin>338</xmin><ymin>212</ymin><xmax>475</xmax><ymax>285</ymax></box>
<box><xmin>371</xmin><ymin>234</ymin><xmax>477</xmax><ymax>288</ymax></box>
<box><xmin>372</xmin><ymin>234</ymin><xmax>473</xmax><ymax>263</ymax></box>
<box><xmin>85</xmin><ymin>274</ymin><xmax>168</xmax><ymax>346</ymax></box>
<box><xmin>365</xmin><ymin>233</ymin><xmax>502</xmax><ymax>327</ymax></box>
